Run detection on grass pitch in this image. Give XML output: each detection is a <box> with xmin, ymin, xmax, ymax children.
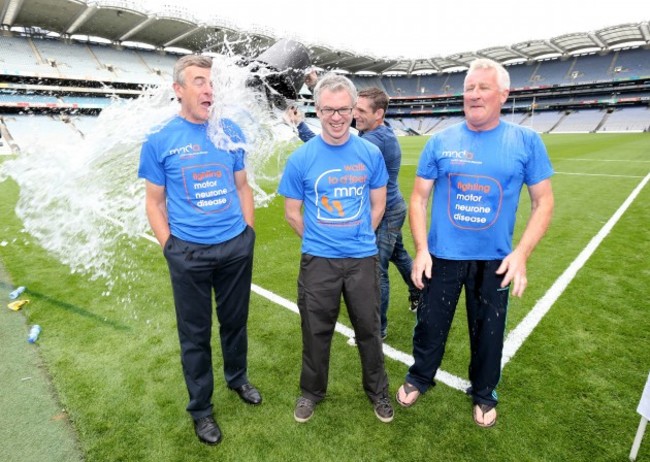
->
<box><xmin>1</xmin><ymin>133</ymin><xmax>649</xmax><ymax>461</ymax></box>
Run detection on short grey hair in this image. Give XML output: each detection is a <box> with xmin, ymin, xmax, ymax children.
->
<box><xmin>173</xmin><ymin>55</ymin><xmax>212</xmax><ymax>86</ymax></box>
<box><xmin>313</xmin><ymin>72</ymin><xmax>357</xmax><ymax>107</ymax></box>
<box><xmin>465</xmin><ymin>58</ymin><xmax>510</xmax><ymax>92</ymax></box>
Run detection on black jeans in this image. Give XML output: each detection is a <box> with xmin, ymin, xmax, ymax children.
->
<box><xmin>297</xmin><ymin>254</ymin><xmax>389</xmax><ymax>403</ymax></box>
<box><xmin>406</xmin><ymin>256</ymin><xmax>509</xmax><ymax>406</ymax></box>
<box><xmin>163</xmin><ymin>226</ymin><xmax>255</xmax><ymax>419</ymax></box>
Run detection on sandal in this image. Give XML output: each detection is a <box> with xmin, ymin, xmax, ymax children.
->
<box><xmin>396</xmin><ymin>382</ymin><xmax>420</xmax><ymax>408</ymax></box>
<box><xmin>473</xmin><ymin>403</ymin><xmax>497</xmax><ymax>428</ymax></box>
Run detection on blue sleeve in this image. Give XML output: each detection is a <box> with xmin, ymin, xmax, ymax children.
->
<box><xmin>370</xmin><ymin>147</ymin><xmax>389</xmax><ymax>189</ymax></box>
<box><xmin>297</xmin><ymin>121</ymin><xmax>316</xmax><ymax>142</ymax></box>
<box><xmin>416</xmin><ymin>136</ymin><xmax>438</xmax><ymax>180</ymax></box>
<box><xmin>525</xmin><ymin>133</ymin><xmax>554</xmax><ymax>185</ymax></box>
<box><xmin>138</xmin><ymin>137</ymin><xmax>165</xmax><ymax>186</ymax></box>
<box><xmin>278</xmin><ymin>155</ymin><xmax>304</xmax><ymax>200</ymax></box>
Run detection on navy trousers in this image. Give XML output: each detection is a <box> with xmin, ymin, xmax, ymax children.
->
<box><xmin>406</xmin><ymin>256</ymin><xmax>510</xmax><ymax>406</ymax></box>
<box><xmin>164</xmin><ymin>226</ymin><xmax>255</xmax><ymax>419</ymax></box>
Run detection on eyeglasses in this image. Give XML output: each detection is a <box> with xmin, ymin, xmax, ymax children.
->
<box><xmin>318</xmin><ymin>107</ymin><xmax>354</xmax><ymax>117</ymax></box>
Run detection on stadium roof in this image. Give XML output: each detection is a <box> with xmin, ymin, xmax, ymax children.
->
<box><xmin>1</xmin><ymin>0</ymin><xmax>649</xmax><ymax>75</ymax></box>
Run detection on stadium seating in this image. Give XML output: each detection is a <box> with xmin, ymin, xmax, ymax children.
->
<box><xmin>1</xmin><ymin>30</ymin><xmax>648</xmax><ymax>143</ymax></box>
<box><xmin>612</xmin><ymin>48</ymin><xmax>650</xmax><ymax>80</ymax></box>
<box><xmin>599</xmin><ymin>107</ymin><xmax>650</xmax><ymax>132</ymax></box>
<box><xmin>570</xmin><ymin>53</ymin><xmax>614</xmax><ymax>83</ymax></box>
<box><xmin>532</xmin><ymin>59</ymin><xmax>574</xmax><ymax>85</ymax></box>
<box><xmin>551</xmin><ymin>109</ymin><xmax>605</xmax><ymax>133</ymax></box>
<box><xmin>31</xmin><ymin>38</ymin><xmax>112</xmax><ymax>81</ymax></box>
<box><xmin>0</xmin><ymin>35</ymin><xmax>52</xmax><ymax>77</ymax></box>
<box><xmin>519</xmin><ymin>111</ymin><xmax>564</xmax><ymax>133</ymax></box>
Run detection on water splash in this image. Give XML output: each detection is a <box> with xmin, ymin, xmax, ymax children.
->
<box><xmin>1</xmin><ymin>54</ymin><xmax>298</xmax><ymax>284</ymax></box>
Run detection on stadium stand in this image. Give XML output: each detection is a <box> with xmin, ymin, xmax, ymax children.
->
<box><xmin>31</xmin><ymin>37</ymin><xmax>112</xmax><ymax>80</ymax></box>
<box><xmin>570</xmin><ymin>53</ymin><xmax>614</xmax><ymax>83</ymax></box>
<box><xmin>0</xmin><ymin>35</ymin><xmax>50</xmax><ymax>76</ymax></box>
<box><xmin>386</xmin><ymin>76</ymin><xmax>421</xmax><ymax>97</ymax></box>
<box><xmin>551</xmin><ymin>109</ymin><xmax>606</xmax><ymax>133</ymax></box>
<box><xmin>599</xmin><ymin>106</ymin><xmax>650</xmax><ymax>132</ymax></box>
<box><xmin>507</xmin><ymin>63</ymin><xmax>536</xmax><ymax>89</ymax></box>
<box><xmin>531</xmin><ymin>58</ymin><xmax>575</xmax><ymax>84</ymax></box>
<box><xmin>612</xmin><ymin>48</ymin><xmax>650</xmax><ymax>79</ymax></box>
<box><xmin>519</xmin><ymin>111</ymin><xmax>564</xmax><ymax>133</ymax></box>
<box><xmin>0</xmin><ymin>0</ymin><xmax>648</xmax><ymax>146</ymax></box>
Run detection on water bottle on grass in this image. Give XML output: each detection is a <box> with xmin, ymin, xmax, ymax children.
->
<box><xmin>28</xmin><ymin>325</ymin><xmax>41</xmax><ymax>343</ymax></box>
<box><xmin>9</xmin><ymin>286</ymin><xmax>26</xmax><ymax>300</ymax></box>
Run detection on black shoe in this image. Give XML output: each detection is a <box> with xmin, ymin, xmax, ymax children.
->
<box><xmin>232</xmin><ymin>383</ymin><xmax>262</xmax><ymax>405</ymax></box>
<box><xmin>193</xmin><ymin>415</ymin><xmax>222</xmax><ymax>445</ymax></box>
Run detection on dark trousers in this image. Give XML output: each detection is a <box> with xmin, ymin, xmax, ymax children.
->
<box><xmin>406</xmin><ymin>256</ymin><xmax>509</xmax><ymax>406</ymax></box>
<box><xmin>163</xmin><ymin>226</ymin><xmax>255</xmax><ymax>419</ymax></box>
<box><xmin>376</xmin><ymin>200</ymin><xmax>419</xmax><ymax>336</ymax></box>
<box><xmin>297</xmin><ymin>254</ymin><xmax>389</xmax><ymax>403</ymax></box>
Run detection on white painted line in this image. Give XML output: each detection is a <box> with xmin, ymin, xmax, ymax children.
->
<box><xmin>554</xmin><ymin>171</ymin><xmax>644</xmax><ymax>179</ymax></box>
<box><xmin>251</xmin><ymin>282</ymin><xmax>470</xmax><ymax>392</ymax></box>
<box><xmin>140</xmin><ymin>233</ymin><xmax>158</xmax><ymax>244</ymax></box>
<box><xmin>501</xmin><ymin>172</ymin><xmax>650</xmax><ymax>367</ymax></box>
<box><xmin>565</xmin><ymin>158</ymin><xmax>650</xmax><ymax>163</ymax></box>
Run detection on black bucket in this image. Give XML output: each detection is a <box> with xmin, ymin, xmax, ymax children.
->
<box><xmin>245</xmin><ymin>39</ymin><xmax>311</xmax><ymax>109</ymax></box>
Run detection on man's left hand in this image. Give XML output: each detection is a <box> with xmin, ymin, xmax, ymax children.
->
<box><xmin>496</xmin><ymin>250</ymin><xmax>528</xmax><ymax>297</ymax></box>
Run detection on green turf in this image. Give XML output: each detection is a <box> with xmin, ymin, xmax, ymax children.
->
<box><xmin>0</xmin><ymin>132</ymin><xmax>649</xmax><ymax>461</ymax></box>
<box><xmin>0</xmin><ymin>262</ymin><xmax>83</xmax><ymax>461</ymax></box>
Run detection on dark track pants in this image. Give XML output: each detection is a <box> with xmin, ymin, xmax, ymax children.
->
<box><xmin>163</xmin><ymin>226</ymin><xmax>255</xmax><ymax>419</ymax></box>
<box><xmin>406</xmin><ymin>256</ymin><xmax>509</xmax><ymax>406</ymax></box>
<box><xmin>297</xmin><ymin>254</ymin><xmax>389</xmax><ymax>403</ymax></box>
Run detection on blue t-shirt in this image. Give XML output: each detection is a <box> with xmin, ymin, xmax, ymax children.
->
<box><xmin>296</xmin><ymin>121</ymin><xmax>404</xmax><ymax>209</ymax></box>
<box><xmin>416</xmin><ymin>120</ymin><xmax>554</xmax><ymax>260</ymax></box>
<box><xmin>359</xmin><ymin>124</ymin><xmax>404</xmax><ymax>210</ymax></box>
<box><xmin>278</xmin><ymin>135</ymin><xmax>389</xmax><ymax>258</ymax></box>
<box><xmin>138</xmin><ymin>116</ymin><xmax>248</xmax><ymax>245</ymax></box>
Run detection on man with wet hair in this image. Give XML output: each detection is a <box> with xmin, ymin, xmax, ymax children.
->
<box><xmin>396</xmin><ymin>58</ymin><xmax>554</xmax><ymax>428</ymax></box>
<box><xmin>138</xmin><ymin>54</ymin><xmax>262</xmax><ymax>445</ymax></box>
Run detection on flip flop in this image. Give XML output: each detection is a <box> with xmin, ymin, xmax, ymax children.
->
<box><xmin>395</xmin><ymin>382</ymin><xmax>420</xmax><ymax>408</ymax></box>
<box><xmin>473</xmin><ymin>403</ymin><xmax>497</xmax><ymax>428</ymax></box>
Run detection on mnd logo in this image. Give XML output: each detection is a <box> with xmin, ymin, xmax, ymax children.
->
<box><xmin>441</xmin><ymin>149</ymin><xmax>481</xmax><ymax>165</ymax></box>
<box><xmin>169</xmin><ymin>143</ymin><xmax>202</xmax><ymax>157</ymax></box>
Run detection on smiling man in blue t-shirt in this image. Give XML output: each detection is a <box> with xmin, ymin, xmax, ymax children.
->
<box><xmin>396</xmin><ymin>58</ymin><xmax>555</xmax><ymax>428</ymax></box>
<box><xmin>286</xmin><ymin>87</ymin><xmax>422</xmax><ymax>340</ymax></box>
<box><xmin>278</xmin><ymin>73</ymin><xmax>394</xmax><ymax>425</ymax></box>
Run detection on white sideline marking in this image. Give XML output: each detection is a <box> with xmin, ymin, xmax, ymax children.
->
<box><xmin>501</xmin><ymin>172</ymin><xmax>650</xmax><ymax>367</ymax></box>
<box><xmin>134</xmin><ymin>172</ymin><xmax>648</xmax><ymax>395</ymax></box>
<box><xmin>140</xmin><ymin>233</ymin><xmax>158</xmax><ymax>244</ymax></box>
<box><xmin>251</xmin><ymin>283</ymin><xmax>471</xmax><ymax>392</ymax></box>
<box><xmin>555</xmin><ymin>171</ymin><xmax>644</xmax><ymax>179</ymax></box>
<box><xmin>565</xmin><ymin>158</ymin><xmax>650</xmax><ymax>163</ymax></box>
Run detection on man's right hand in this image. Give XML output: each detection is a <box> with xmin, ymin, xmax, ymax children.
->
<box><xmin>411</xmin><ymin>250</ymin><xmax>432</xmax><ymax>290</ymax></box>
<box><xmin>284</xmin><ymin>106</ymin><xmax>303</xmax><ymax>125</ymax></box>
